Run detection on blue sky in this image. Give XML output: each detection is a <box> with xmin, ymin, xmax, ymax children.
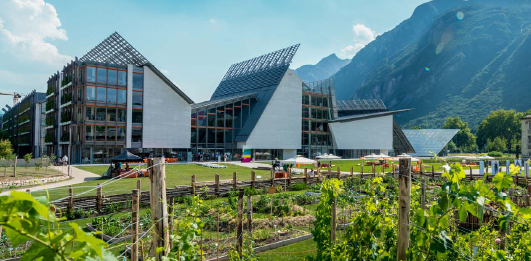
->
<box><xmin>0</xmin><ymin>0</ymin><xmax>429</xmax><ymax>109</ymax></box>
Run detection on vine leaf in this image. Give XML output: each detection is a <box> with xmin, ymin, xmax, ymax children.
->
<box><xmin>492</xmin><ymin>172</ymin><xmax>512</xmax><ymax>191</ymax></box>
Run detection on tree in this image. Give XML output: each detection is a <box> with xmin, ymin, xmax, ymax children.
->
<box><xmin>485</xmin><ymin>137</ymin><xmax>507</xmax><ymax>152</ymax></box>
<box><xmin>0</xmin><ymin>130</ymin><xmax>8</xmax><ymax>140</ymax></box>
<box><xmin>0</xmin><ymin>139</ymin><xmax>13</xmax><ymax>158</ymax></box>
<box><xmin>24</xmin><ymin>153</ymin><xmax>32</xmax><ymax>168</ymax></box>
<box><xmin>476</xmin><ymin>110</ymin><xmax>522</xmax><ymax>152</ymax></box>
<box><xmin>442</xmin><ymin>116</ymin><xmax>477</xmax><ymax>152</ymax></box>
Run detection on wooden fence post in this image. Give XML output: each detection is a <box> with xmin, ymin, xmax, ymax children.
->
<box><xmin>149</xmin><ymin>157</ymin><xmax>169</xmax><ymax>259</ymax></box>
<box><xmin>527</xmin><ymin>185</ymin><xmax>531</xmax><ymax>207</ymax></box>
<box><xmin>13</xmin><ymin>157</ymin><xmax>17</xmax><ymax>177</ymax></box>
<box><xmin>251</xmin><ymin>171</ymin><xmax>255</xmax><ymax>189</ymax></box>
<box><xmin>96</xmin><ymin>183</ymin><xmax>102</xmax><ymax>213</ymax></box>
<box><xmin>331</xmin><ymin>195</ymin><xmax>337</xmax><ymax>244</ymax></box>
<box><xmin>216</xmin><ymin>213</ymin><xmax>220</xmax><ymax>261</ymax></box>
<box><xmin>215</xmin><ymin>174</ymin><xmax>220</xmax><ymax>196</ymax></box>
<box><xmin>236</xmin><ymin>190</ymin><xmax>244</xmax><ymax>257</ymax></box>
<box><xmin>304</xmin><ymin>168</ymin><xmax>308</xmax><ymax>184</ymax></box>
<box><xmin>191</xmin><ymin>174</ymin><xmax>196</xmax><ymax>195</ymax></box>
<box><xmin>68</xmin><ymin>186</ymin><xmax>73</xmax><ymax>214</ymax></box>
<box><xmin>271</xmin><ymin>169</ymin><xmax>275</xmax><ymax>187</ymax></box>
<box><xmin>288</xmin><ymin>168</ymin><xmax>292</xmax><ymax>187</ymax></box>
<box><xmin>169</xmin><ymin>198</ymin><xmax>175</xmax><ymax>249</ymax></box>
<box><xmin>233</xmin><ymin>172</ymin><xmax>238</xmax><ymax>190</ymax></box>
<box><xmin>328</xmin><ymin>165</ymin><xmax>331</xmax><ymax>179</ymax></box>
<box><xmin>350</xmin><ymin>166</ymin><xmax>354</xmax><ymax>177</ymax></box>
<box><xmin>469</xmin><ymin>166</ymin><xmax>473</xmax><ymax>181</ymax></box>
<box><xmin>131</xmin><ymin>189</ymin><xmax>140</xmax><ymax>261</ymax></box>
<box><xmin>137</xmin><ymin>179</ymin><xmax>141</xmax><ymax>191</ymax></box>
<box><xmin>247</xmin><ymin>195</ymin><xmax>253</xmax><ymax>239</ymax></box>
<box><xmin>421</xmin><ymin>178</ymin><xmax>426</xmax><ymax>209</ymax></box>
<box><xmin>372</xmin><ymin>165</ymin><xmax>376</xmax><ymax>177</ymax></box>
<box><xmin>361</xmin><ymin>165</ymin><xmax>364</xmax><ymax>179</ymax></box>
<box><xmin>397</xmin><ymin>158</ymin><xmax>411</xmax><ymax>261</ymax></box>
<box><xmin>337</xmin><ymin>167</ymin><xmax>341</xmax><ymax>179</ymax></box>
<box><xmin>432</xmin><ymin>165</ymin><xmax>435</xmax><ymax>180</ymax></box>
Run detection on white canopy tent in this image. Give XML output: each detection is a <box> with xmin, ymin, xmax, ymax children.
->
<box><xmin>477</xmin><ymin>155</ymin><xmax>495</xmax><ymax>160</ymax></box>
<box><xmin>281</xmin><ymin>156</ymin><xmax>316</xmax><ymax>165</ymax></box>
<box><xmin>316</xmin><ymin>154</ymin><xmax>341</xmax><ymax>160</ymax></box>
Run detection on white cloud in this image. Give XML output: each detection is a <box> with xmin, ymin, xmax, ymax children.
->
<box><xmin>340</xmin><ymin>23</ymin><xmax>377</xmax><ymax>59</ymax></box>
<box><xmin>160</xmin><ymin>68</ymin><xmax>169</xmax><ymax>75</ymax></box>
<box><xmin>0</xmin><ymin>0</ymin><xmax>72</xmax><ymax>66</ymax></box>
<box><xmin>209</xmin><ymin>18</ymin><xmax>216</xmax><ymax>24</ymax></box>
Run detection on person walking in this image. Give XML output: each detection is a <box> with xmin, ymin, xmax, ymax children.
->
<box><xmin>62</xmin><ymin>155</ymin><xmax>68</xmax><ymax>166</ymax></box>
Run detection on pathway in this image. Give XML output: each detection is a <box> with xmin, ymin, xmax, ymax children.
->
<box><xmin>0</xmin><ymin>165</ymin><xmax>101</xmax><ymax>196</ymax></box>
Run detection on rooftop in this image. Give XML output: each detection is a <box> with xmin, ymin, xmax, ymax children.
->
<box><xmin>402</xmin><ymin>129</ymin><xmax>459</xmax><ymax>157</ymax></box>
<box><xmin>79</xmin><ymin>32</ymin><xmax>149</xmax><ymax>66</ymax></box>
<box><xmin>336</xmin><ymin>99</ymin><xmax>387</xmax><ymax>112</ymax></box>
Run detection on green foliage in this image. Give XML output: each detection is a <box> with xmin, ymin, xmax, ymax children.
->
<box><xmin>0</xmin><ymin>139</ymin><xmax>13</xmax><ymax>158</ymax></box>
<box><xmin>23</xmin><ymin>153</ymin><xmax>32</xmax><ymax>168</ymax></box>
<box><xmin>0</xmin><ymin>191</ymin><xmax>115</xmax><ymax>260</ymax></box>
<box><xmin>311</xmin><ymin>178</ymin><xmax>343</xmax><ymax>260</ymax></box>
<box><xmin>487</xmin><ymin>151</ymin><xmax>503</xmax><ymax>157</ymax></box>
<box><xmin>168</xmin><ymin>195</ymin><xmax>204</xmax><ymax>260</ymax></box>
<box><xmin>486</xmin><ymin>137</ymin><xmax>507</xmax><ymax>152</ymax></box>
<box><xmin>476</xmin><ymin>110</ymin><xmax>522</xmax><ymax>152</ymax></box>
<box><xmin>443</xmin><ymin>116</ymin><xmax>477</xmax><ymax>152</ymax></box>
<box><xmin>288</xmin><ymin>182</ymin><xmax>308</xmax><ymax>191</ymax></box>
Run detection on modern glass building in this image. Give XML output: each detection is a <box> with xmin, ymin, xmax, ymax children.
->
<box><xmin>45</xmin><ymin>32</ymin><xmax>193</xmax><ymax>164</ymax></box>
<box><xmin>191</xmin><ymin>44</ymin><xmax>415</xmax><ymax>160</ymax></box>
<box><xmin>1</xmin><ymin>90</ymin><xmax>46</xmax><ymax>157</ymax></box>
<box><xmin>402</xmin><ymin>129</ymin><xmax>459</xmax><ymax>157</ymax></box>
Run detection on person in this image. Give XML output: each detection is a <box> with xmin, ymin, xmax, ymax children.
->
<box><xmin>125</xmin><ymin>162</ymin><xmax>130</xmax><ymax>171</ymax></box>
<box><xmin>62</xmin><ymin>155</ymin><xmax>68</xmax><ymax>166</ymax></box>
<box><xmin>308</xmin><ymin>169</ymin><xmax>314</xmax><ymax>177</ymax></box>
<box><xmin>317</xmin><ymin>160</ymin><xmax>321</xmax><ymax>169</ymax></box>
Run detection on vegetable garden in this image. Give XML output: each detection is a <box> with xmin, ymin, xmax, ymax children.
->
<box><xmin>1</xmin><ymin>158</ymin><xmax>531</xmax><ymax>260</ymax></box>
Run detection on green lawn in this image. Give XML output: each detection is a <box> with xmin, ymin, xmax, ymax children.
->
<box><xmin>295</xmin><ymin>160</ymin><xmax>461</xmax><ymax>173</ymax></box>
<box><xmin>256</xmin><ymin>239</ymin><xmax>316</xmax><ymax>260</ymax></box>
<box><xmin>33</xmin><ymin>163</ymin><xmax>272</xmax><ymax>200</ymax></box>
<box><xmin>75</xmin><ymin>165</ymin><xmax>112</xmax><ymax>176</ymax></box>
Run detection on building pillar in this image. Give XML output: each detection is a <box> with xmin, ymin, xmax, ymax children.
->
<box><xmin>126</xmin><ymin>64</ymin><xmax>133</xmax><ymax>148</ymax></box>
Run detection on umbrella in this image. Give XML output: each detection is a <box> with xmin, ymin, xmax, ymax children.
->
<box><xmin>398</xmin><ymin>153</ymin><xmax>411</xmax><ymax>158</ymax></box>
<box><xmin>316</xmin><ymin>154</ymin><xmax>341</xmax><ymax>160</ymax></box>
<box><xmin>281</xmin><ymin>156</ymin><xmax>316</xmax><ymax>165</ymax></box>
<box><xmin>111</xmin><ymin>150</ymin><xmax>142</xmax><ymax>162</ymax></box>
<box><xmin>477</xmin><ymin>155</ymin><xmax>494</xmax><ymax>160</ymax></box>
<box><xmin>364</xmin><ymin>153</ymin><xmax>380</xmax><ymax>160</ymax></box>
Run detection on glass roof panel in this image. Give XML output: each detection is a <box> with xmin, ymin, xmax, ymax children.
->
<box><xmin>402</xmin><ymin>129</ymin><xmax>459</xmax><ymax>157</ymax></box>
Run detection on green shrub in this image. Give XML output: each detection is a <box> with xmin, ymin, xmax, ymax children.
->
<box><xmin>288</xmin><ymin>182</ymin><xmax>308</xmax><ymax>191</ymax></box>
<box><xmin>487</xmin><ymin>151</ymin><xmax>503</xmax><ymax>157</ymax></box>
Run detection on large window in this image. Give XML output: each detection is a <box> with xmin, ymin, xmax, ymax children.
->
<box><xmin>133</xmin><ymin>73</ymin><xmax>143</xmax><ymax>89</ymax></box>
<box><xmin>117</xmin><ymin>89</ymin><xmax>126</xmax><ymax>104</ymax></box>
<box><xmin>107</xmin><ymin>88</ymin><xmax>116</xmax><ymax>103</ymax></box>
<box><xmin>86</xmin><ymin>107</ymin><xmax>95</xmax><ymax>121</ymax></box>
<box><xmin>107</xmin><ymin>69</ymin><xmax>117</xmax><ymax>85</ymax></box>
<box><xmin>132</xmin><ymin>110</ymin><xmax>142</xmax><ymax>123</ymax></box>
<box><xmin>97</xmin><ymin>87</ymin><xmax>106</xmax><ymax>102</ymax></box>
<box><xmin>97</xmin><ymin>68</ymin><xmax>107</xmax><ymax>83</ymax></box>
<box><xmin>96</xmin><ymin>126</ymin><xmax>105</xmax><ymax>141</ymax></box>
<box><xmin>87</xmin><ymin>86</ymin><xmax>96</xmax><ymax>101</ymax></box>
<box><xmin>132</xmin><ymin>128</ymin><xmax>142</xmax><ymax>142</ymax></box>
<box><xmin>107</xmin><ymin>108</ymin><xmax>116</xmax><ymax>122</ymax></box>
<box><xmin>118</xmin><ymin>71</ymin><xmax>127</xmax><ymax>85</ymax></box>
<box><xmin>117</xmin><ymin>108</ymin><xmax>126</xmax><ymax>122</ymax></box>
<box><xmin>86</xmin><ymin>126</ymin><xmax>94</xmax><ymax>141</ymax></box>
<box><xmin>107</xmin><ymin>127</ymin><xmax>116</xmax><ymax>141</ymax></box>
<box><xmin>87</xmin><ymin>67</ymin><xmax>96</xmax><ymax>82</ymax></box>
<box><xmin>117</xmin><ymin>127</ymin><xmax>125</xmax><ymax>141</ymax></box>
<box><xmin>96</xmin><ymin>108</ymin><xmax>106</xmax><ymax>121</ymax></box>
<box><xmin>133</xmin><ymin>92</ymin><xmax>143</xmax><ymax>107</ymax></box>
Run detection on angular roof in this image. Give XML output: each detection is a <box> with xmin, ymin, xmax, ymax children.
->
<box><xmin>210</xmin><ymin>44</ymin><xmax>299</xmax><ymax>100</ymax></box>
<box><xmin>336</xmin><ymin>99</ymin><xmax>387</xmax><ymax>112</ymax></box>
<box><xmin>402</xmin><ymin>129</ymin><xmax>459</xmax><ymax>157</ymax></box>
<box><xmin>327</xmin><ymin>109</ymin><xmax>412</xmax><ymax>123</ymax></box>
<box><xmin>192</xmin><ymin>92</ymin><xmax>258</xmax><ymax>111</ymax></box>
<box><xmin>80</xmin><ymin>32</ymin><xmax>149</xmax><ymax>66</ymax></box>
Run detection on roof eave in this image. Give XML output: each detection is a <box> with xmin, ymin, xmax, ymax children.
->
<box><xmin>327</xmin><ymin>108</ymin><xmax>413</xmax><ymax>123</ymax></box>
<box><xmin>145</xmin><ymin>63</ymin><xmax>194</xmax><ymax>104</ymax></box>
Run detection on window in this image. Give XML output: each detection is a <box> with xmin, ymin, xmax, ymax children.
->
<box><xmin>107</xmin><ymin>88</ymin><xmax>117</xmax><ymax>103</ymax></box>
<box><xmin>118</xmin><ymin>70</ymin><xmax>127</xmax><ymax>85</ymax></box>
<box><xmin>96</xmin><ymin>108</ymin><xmax>106</xmax><ymax>121</ymax></box>
<box><xmin>87</xmin><ymin>67</ymin><xmax>96</xmax><ymax>82</ymax></box>
<box><xmin>87</xmin><ymin>86</ymin><xmax>96</xmax><ymax>101</ymax></box>
<box><xmin>132</xmin><ymin>128</ymin><xmax>142</xmax><ymax>142</ymax></box>
<box><xmin>117</xmin><ymin>108</ymin><xmax>126</xmax><ymax>122</ymax></box>
<box><xmin>86</xmin><ymin>107</ymin><xmax>95</xmax><ymax>121</ymax></box>
<box><xmin>117</xmin><ymin>127</ymin><xmax>125</xmax><ymax>141</ymax></box>
<box><xmin>97</xmin><ymin>68</ymin><xmax>107</xmax><ymax>83</ymax></box>
<box><xmin>117</xmin><ymin>89</ymin><xmax>126</xmax><ymax>104</ymax></box>
<box><xmin>96</xmin><ymin>126</ymin><xmax>105</xmax><ymax>141</ymax></box>
<box><xmin>133</xmin><ymin>92</ymin><xmax>143</xmax><ymax>107</ymax></box>
<box><xmin>107</xmin><ymin>108</ymin><xmax>116</xmax><ymax>122</ymax></box>
<box><xmin>133</xmin><ymin>73</ymin><xmax>143</xmax><ymax>89</ymax></box>
<box><xmin>97</xmin><ymin>87</ymin><xmax>106</xmax><ymax>102</ymax></box>
<box><xmin>132</xmin><ymin>110</ymin><xmax>142</xmax><ymax>123</ymax></box>
<box><xmin>86</xmin><ymin>126</ymin><xmax>94</xmax><ymax>141</ymax></box>
<box><xmin>107</xmin><ymin>126</ymin><xmax>116</xmax><ymax>141</ymax></box>
<box><xmin>107</xmin><ymin>69</ymin><xmax>117</xmax><ymax>85</ymax></box>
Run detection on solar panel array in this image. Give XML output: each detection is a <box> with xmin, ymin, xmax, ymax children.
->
<box><xmin>402</xmin><ymin>129</ymin><xmax>459</xmax><ymax>157</ymax></box>
<box><xmin>336</xmin><ymin>99</ymin><xmax>387</xmax><ymax>112</ymax></box>
<box><xmin>79</xmin><ymin>32</ymin><xmax>149</xmax><ymax>66</ymax></box>
<box><xmin>211</xmin><ymin>44</ymin><xmax>299</xmax><ymax>100</ymax></box>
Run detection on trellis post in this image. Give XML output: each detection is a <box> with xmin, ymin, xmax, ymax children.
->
<box><xmin>191</xmin><ymin>174</ymin><xmax>196</xmax><ymax>195</ymax></box>
<box><xmin>131</xmin><ymin>189</ymin><xmax>140</xmax><ymax>261</ymax></box>
<box><xmin>96</xmin><ymin>183</ymin><xmax>102</xmax><ymax>212</ymax></box>
<box><xmin>149</xmin><ymin>157</ymin><xmax>169</xmax><ymax>259</ymax></box>
<box><xmin>331</xmin><ymin>195</ymin><xmax>337</xmax><ymax>243</ymax></box>
<box><xmin>68</xmin><ymin>186</ymin><xmax>73</xmax><ymax>214</ymax></box>
<box><xmin>215</xmin><ymin>174</ymin><xmax>220</xmax><ymax>196</ymax></box>
<box><xmin>350</xmin><ymin>166</ymin><xmax>354</xmax><ymax>176</ymax></box>
<box><xmin>397</xmin><ymin>158</ymin><xmax>411</xmax><ymax>261</ymax></box>
<box><xmin>233</xmin><ymin>172</ymin><xmax>238</xmax><ymax>190</ymax></box>
<box><xmin>251</xmin><ymin>171</ymin><xmax>255</xmax><ymax>189</ymax></box>
<box><xmin>337</xmin><ymin>166</ymin><xmax>341</xmax><ymax>179</ymax></box>
<box><xmin>304</xmin><ymin>168</ymin><xmax>308</xmax><ymax>184</ymax></box>
<box><xmin>236</xmin><ymin>190</ymin><xmax>244</xmax><ymax>257</ymax></box>
<box><xmin>247</xmin><ymin>195</ymin><xmax>253</xmax><ymax>239</ymax></box>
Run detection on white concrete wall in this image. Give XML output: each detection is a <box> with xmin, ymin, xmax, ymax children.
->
<box><xmin>126</xmin><ymin>64</ymin><xmax>133</xmax><ymax>148</ymax></box>
<box><xmin>283</xmin><ymin>149</ymin><xmax>297</xmax><ymax>159</ymax></box>
<box><xmin>142</xmin><ymin>66</ymin><xmax>191</xmax><ymax>148</ymax></box>
<box><xmin>243</xmin><ymin>69</ymin><xmax>302</xmax><ymax>150</ymax></box>
<box><xmin>329</xmin><ymin>115</ymin><xmax>393</xmax><ymax>150</ymax></box>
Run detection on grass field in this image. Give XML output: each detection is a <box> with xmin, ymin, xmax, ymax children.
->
<box><xmin>294</xmin><ymin>159</ymin><xmax>468</xmax><ymax>173</ymax></box>
<box><xmin>0</xmin><ymin>167</ymin><xmax>63</xmax><ymax>180</ymax></box>
<box><xmin>256</xmin><ymin>239</ymin><xmax>316</xmax><ymax>260</ymax></box>
<box><xmin>33</xmin><ymin>163</ymin><xmax>272</xmax><ymax>200</ymax></box>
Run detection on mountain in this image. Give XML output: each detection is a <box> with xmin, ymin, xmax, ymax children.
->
<box><xmin>332</xmin><ymin>0</ymin><xmax>531</xmax><ymax>130</ymax></box>
<box><xmin>295</xmin><ymin>54</ymin><xmax>351</xmax><ymax>82</ymax></box>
